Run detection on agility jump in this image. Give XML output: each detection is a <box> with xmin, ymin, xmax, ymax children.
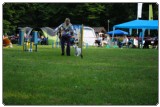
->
<box><xmin>18</xmin><ymin>30</ymin><xmax>38</xmax><ymax>52</ymax></box>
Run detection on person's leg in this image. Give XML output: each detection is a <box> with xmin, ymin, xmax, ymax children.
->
<box><xmin>61</xmin><ymin>36</ymin><xmax>65</xmax><ymax>55</ymax></box>
<box><xmin>119</xmin><ymin>42</ymin><xmax>122</xmax><ymax>48</ymax></box>
<box><xmin>97</xmin><ymin>41</ymin><xmax>100</xmax><ymax>47</ymax></box>
<box><xmin>101</xmin><ymin>41</ymin><xmax>104</xmax><ymax>46</ymax></box>
<box><xmin>121</xmin><ymin>43</ymin><xmax>124</xmax><ymax>48</ymax></box>
<box><xmin>66</xmin><ymin>36</ymin><xmax>71</xmax><ymax>56</ymax></box>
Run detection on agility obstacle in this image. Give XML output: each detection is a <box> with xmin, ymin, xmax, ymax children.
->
<box><xmin>79</xmin><ymin>24</ymin><xmax>84</xmax><ymax>59</ymax></box>
<box><xmin>18</xmin><ymin>30</ymin><xmax>38</xmax><ymax>52</ymax></box>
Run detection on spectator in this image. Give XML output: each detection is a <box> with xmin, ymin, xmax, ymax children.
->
<box><xmin>96</xmin><ymin>34</ymin><xmax>102</xmax><ymax>47</ymax></box>
<box><xmin>3</xmin><ymin>35</ymin><xmax>13</xmax><ymax>48</ymax></box>
<box><xmin>102</xmin><ymin>34</ymin><xmax>111</xmax><ymax>47</ymax></box>
<box><xmin>133</xmin><ymin>36</ymin><xmax>138</xmax><ymax>48</ymax></box>
<box><xmin>119</xmin><ymin>35</ymin><xmax>129</xmax><ymax>48</ymax></box>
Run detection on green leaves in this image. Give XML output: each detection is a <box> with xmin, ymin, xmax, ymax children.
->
<box><xmin>3</xmin><ymin>3</ymin><xmax>158</xmax><ymax>35</ymax></box>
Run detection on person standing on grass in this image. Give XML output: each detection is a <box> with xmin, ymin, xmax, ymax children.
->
<box><xmin>56</xmin><ymin>18</ymin><xmax>74</xmax><ymax>56</ymax></box>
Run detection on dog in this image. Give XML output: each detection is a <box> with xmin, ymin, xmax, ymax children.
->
<box><xmin>73</xmin><ymin>45</ymin><xmax>81</xmax><ymax>56</ymax></box>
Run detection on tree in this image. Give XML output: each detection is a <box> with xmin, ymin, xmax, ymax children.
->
<box><xmin>3</xmin><ymin>3</ymin><xmax>158</xmax><ymax>35</ymax></box>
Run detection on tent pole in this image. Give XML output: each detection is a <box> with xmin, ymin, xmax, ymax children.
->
<box><xmin>141</xmin><ymin>28</ymin><xmax>146</xmax><ymax>49</ymax></box>
<box><xmin>138</xmin><ymin>31</ymin><xmax>142</xmax><ymax>48</ymax></box>
<box><xmin>112</xmin><ymin>27</ymin><xmax>115</xmax><ymax>41</ymax></box>
<box><xmin>129</xmin><ymin>28</ymin><xmax>132</xmax><ymax>36</ymax></box>
<box><xmin>148</xmin><ymin>29</ymin><xmax>150</xmax><ymax>35</ymax></box>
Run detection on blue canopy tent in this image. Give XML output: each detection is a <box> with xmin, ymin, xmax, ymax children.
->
<box><xmin>107</xmin><ymin>29</ymin><xmax>128</xmax><ymax>35</ymax></box>
<box><xmin>112</xmin><ymin>19</ymin><xmax>158</xmax><ymax>47</ymax></box>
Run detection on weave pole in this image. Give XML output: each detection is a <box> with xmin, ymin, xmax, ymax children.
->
<box><xmin>80</xmin><ymin>24</ymin><xmax>84</xmax><ymax>59</ymax></box>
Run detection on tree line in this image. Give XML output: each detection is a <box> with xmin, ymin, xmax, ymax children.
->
<box><xmin>3</xmin><ymin>3</ymin><xmax>158</xmax><ymax>35</ymax></box>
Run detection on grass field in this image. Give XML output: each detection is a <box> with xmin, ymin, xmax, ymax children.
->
<box><xmin>3</xmin><ymin>45</ymin><xmax>158</xmax><ymax>105</ymax></box>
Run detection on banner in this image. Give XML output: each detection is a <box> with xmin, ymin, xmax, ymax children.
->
<box><xmin>149</xmin><ymin>4</ymin><xmax>153</xmax><ymax>20</ymax></box>
<box><xmin>137</xmin><ymin>3</ymin><xmax>143</xmax><ymax>18</ymax></box>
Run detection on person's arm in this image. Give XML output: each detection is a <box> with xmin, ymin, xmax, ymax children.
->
<box><xmin>70</xmin><ymin>32</ymin><xmax>74</xmax><ymax>36</ymax></box>
<box><xmin>55</xmin><ymin>24</ymin><xmax>63</xmax><ymax>33</ymax></box>
<box><xmin>69</xmin><ymin>24</ymin><xmax>74</xmax><ymax>36</ymax></box>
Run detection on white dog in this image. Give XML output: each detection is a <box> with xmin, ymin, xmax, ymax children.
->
<box><xmin>73</xmin><ymin>45</ymin><xmax>81</xmax><ymax>56</ymax></box>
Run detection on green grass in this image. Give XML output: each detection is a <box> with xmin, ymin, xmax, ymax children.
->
<box><xmin>3</xmin><ymin>45</ymin><xmax>158</xmax><ymax>105</ymax></box>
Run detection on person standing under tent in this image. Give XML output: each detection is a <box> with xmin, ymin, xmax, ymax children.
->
<box><xmin>56</xmin><ymin>18</ymin><xmax>74</xmax><ymax>56</ymax></box>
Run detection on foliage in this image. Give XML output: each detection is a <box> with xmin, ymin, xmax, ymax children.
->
<box><xmin>3</xmin><ymin>3</ymin><xmax>158</xmax><ymax>35</ymax></box>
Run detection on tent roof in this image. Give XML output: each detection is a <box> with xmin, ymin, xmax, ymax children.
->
<box><xmin>92</xmin><ymin>27</ymin><xmax>106</xmax><ymax>33</ymax></box>
<box><xmin>114</xmin><ymin>20</ymin><xmax>158</xmax><ymax>30</ymax></box>
<box><xmin>107</xmin><ymin>29</ymin><xmax>128</xmax><ymax>35</ymax></box>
